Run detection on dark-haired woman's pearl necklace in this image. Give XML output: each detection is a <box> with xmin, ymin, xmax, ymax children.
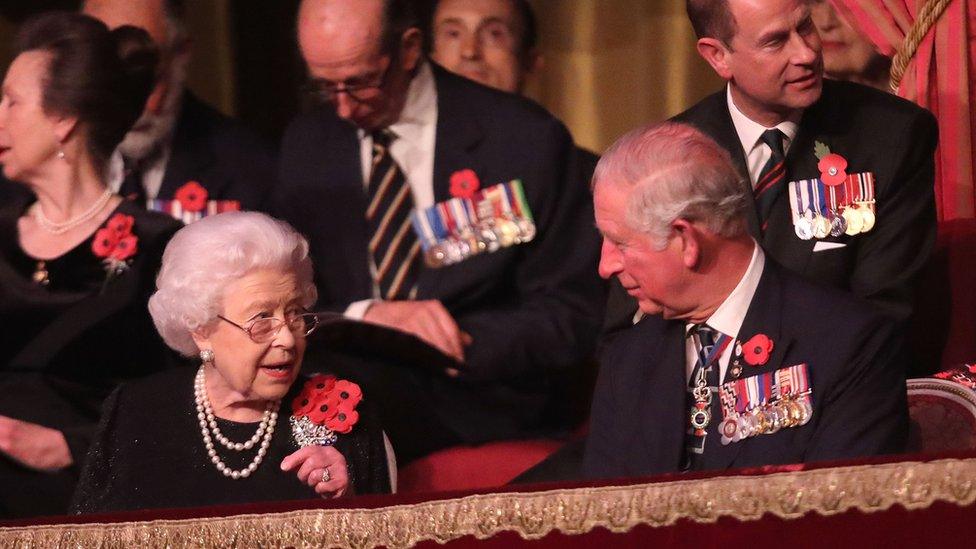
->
<box><xmin>193</xmin><ymin>366</ymin><xmax>280</xmax><ymax>480</ymax></box>
<box><xmin>30</xmin><ymin>189</ymin><xmax>113</xmax><ymax>235</ymax></box>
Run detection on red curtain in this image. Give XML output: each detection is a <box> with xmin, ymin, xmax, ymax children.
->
<box><xmin>831</xmin><ymin>0</ymin><xmax>976</xmax><ymax>220</ymax></box>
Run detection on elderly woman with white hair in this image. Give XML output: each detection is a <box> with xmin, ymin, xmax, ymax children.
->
<box><xmin>71</xmin><ymin>212</ymin><xmax>391</xmax><ymax>513</ymax></box>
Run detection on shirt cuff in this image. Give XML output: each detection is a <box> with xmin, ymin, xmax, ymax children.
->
<box><xmin>345</xmin><ymin>299</ymin><xmax>375</xmax><ymax>321</ymax></box>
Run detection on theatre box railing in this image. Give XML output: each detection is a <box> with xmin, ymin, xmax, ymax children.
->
<box><xmin>2</xmin><ymin>451</ymin><xmax>975</xmax><ymax>548</ymax></box>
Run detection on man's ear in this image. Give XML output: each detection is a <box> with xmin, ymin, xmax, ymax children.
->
<box><xmin>672</xmin><ymin>219</ymin><xmax>702</xmax><ymax>269</ymax></box>
<box><xmin>400</xmin><ymin>27</ymin><xmax>424</xmax><ymax>71</ymax></box>
<box><xmin>696</xmin><ymin>37</ymin><xmax>734</xmax><ymax>81</ymax></box>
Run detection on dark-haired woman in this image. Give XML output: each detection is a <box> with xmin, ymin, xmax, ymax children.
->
<box><xmin>0</xmin><ymin>12</ymin><xmax>181</xmax><ymax>518</ymax></box>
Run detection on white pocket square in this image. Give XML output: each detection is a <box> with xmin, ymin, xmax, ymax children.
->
<box><xmin>813</xmin><ymin>241</ymin><xmax>846</xmax><ymax>252</ymax></box>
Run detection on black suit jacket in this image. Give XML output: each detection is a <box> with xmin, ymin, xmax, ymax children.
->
<box><xmin>273</xmin><ymin>64</ymin><xmax>604</xmax><ymax>440</ymax></box>
<box><xmin>154</xmin><ymin>92</ymin><xmax>276</xmax><ymax>211</ymax></box>
<box><xmin>583</xmin><ymin>259</ymin><xmax>908</xmax><ymax>479</ymax></box>
<box><xmin>604</xmin><ymin>80</ymin><xmax>938</xmax><ymax>334</ymax></box>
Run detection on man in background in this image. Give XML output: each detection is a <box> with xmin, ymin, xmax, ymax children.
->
<box><xmin>604</xmin><ymin>0</ymin><xmax>937</xmax><ymax>344</ymax></box>
<box><xmin>427</xmin><ymin>0</ymin><xmax>600</xmax><ymax>179</ymax></box>
<box><xmin>83</xmin><ymin>0</ymin><xmax>276</xmax><ymax>218</ymax></box>
<box><xmin>274</xmin><ymin>0</ymin><xmax>603</xmax><ymax>464</ymax></box>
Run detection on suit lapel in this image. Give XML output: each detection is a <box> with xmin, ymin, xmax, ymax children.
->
<box><xmin>416</xmin><ymin>65</ymin><xmax>486</xmax><ymax>298</ymax></box>
<box><xmin>637</xmin><ymin>320</ymin><xmax>690</xmax><ymax>474</ymax></box>
<box><xmin>705</xmin><ymin>261</ymin><xmax>794</xmax><ymax>470</ymax></box>
<box><xmin>158</xmin><ymin>94</ymin><xmax>219</xmax><ymax>199</ymax></box>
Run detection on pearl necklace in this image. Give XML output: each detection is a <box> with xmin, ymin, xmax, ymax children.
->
<box><xmin>193</xmin><ymin>367</ymin><xmax>280</xmax><ymax>480</ymax></box>
<box><xmin>31</xmin><ymin>189</ymin><xmax>114</xmax><ymax>235</ymax></box>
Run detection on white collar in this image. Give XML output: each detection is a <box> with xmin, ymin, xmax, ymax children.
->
<box><xmin>362</xmin><ymin>61</ymin><xmax>437</xmax><ymax>144</ymax></box>
<box><xmin>698</xmin><ymin>241</ymin><xmax>765</xmax><ymax>340</ymax></box>
<box><xmin>726</xmin><ymin>85</ymin><xmax>800</xmax><ymax>156</ymax></box>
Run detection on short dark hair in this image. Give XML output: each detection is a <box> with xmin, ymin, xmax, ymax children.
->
<box><xmin>686</xmin><ymin>0</ymin><xmax>737</xmax><ymax>44</ymax></box>
<box><xmin>15</xmin><ymin>12</ymin><xmax>158</xmax><ymax>168</ymax></box>
<box><xmin>381</xmin><ymin>0</ymin><xmax>421</xmax><ymax>55</ymax></box>
<box><xmin>424</xmin><ymin>0</ymin><xmax>538</xmax><ymax>61</ymax></box>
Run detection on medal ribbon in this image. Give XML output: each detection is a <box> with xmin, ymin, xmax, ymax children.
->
<box><xmin>438</xmin><ymin>202</ymin><xmax>457</xmax><ymax>236</ymax></box>
<box><xmin>806</xmin><ymin>179</ymin><xmax>821</xmax><ymax>217</ymax></box>
<box><xmin>411</xmin><ymin>208</ymin><xmax>435</xmax><ymax>251</ymax></box>
<box><xmin>427</xmin><ymin>206</ymin><xmax>449</xmax><ymax>241</ymax></box>
<box><xmin>788</xmin><ymin>181</ymin><xmax>803</xmax><ymax>223</ymax></box>
<box><xmin>511</xmin><ymin>180</ymin><xmax>534</xmax><ymax>222</ymax></box>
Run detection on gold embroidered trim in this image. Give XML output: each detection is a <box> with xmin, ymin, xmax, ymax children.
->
<box><xmin>3</xmin><ymin>457</ymin><xmax>975</xmax><ymax>548</ymax></box>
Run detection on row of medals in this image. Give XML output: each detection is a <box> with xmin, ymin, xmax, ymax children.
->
<box><xmin>719</xmin><ymin>394</ymin><xmax>813</xmax><ymax>445</ymax></box>
<box><xmin>795</xmin><ymin>201</ymin><xmax>875</xmax><ymax>240</ymax></box>
<box><xmin>425</xmin><ymin>216</ymin><xmax>536</xmax><ymax>268</ymax></box>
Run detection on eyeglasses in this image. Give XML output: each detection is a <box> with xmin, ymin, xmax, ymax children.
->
<box><xmin>217</xmin><ymin>312</ymin><xmax>321</xmax><ymax>343</ymax></box>
<box><xmin>302</xmin><ymin>55</ymin><xmax>394</xmax><ymax>104</ymax></box>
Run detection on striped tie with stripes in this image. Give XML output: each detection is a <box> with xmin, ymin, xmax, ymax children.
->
<box><xmin>754</xmin><ymin>129</ymin><xmax>787</xmax><ymax>233</ymax></box>
<box><xmin>365</xmin><ymin>130</ymin><xmax>421</xmax><ymax>300</ymax></box>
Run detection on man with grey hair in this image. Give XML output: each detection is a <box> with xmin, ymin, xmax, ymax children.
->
<box><xmin>583</xmin><ymin>122</ymin><xmax>907</xmax><ymax>478</ymax></box>
<box><xmin>82</xmin><ymin>0</ymin><xmax>275</xmax><ymax>218</ymax></box>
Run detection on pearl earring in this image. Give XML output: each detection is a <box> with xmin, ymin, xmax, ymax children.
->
<box><xmin>56</xmin><ymin>150</ymin><xmax>65</xmax><ymax>160</ymax></box>
<box><xmin>200</xmin><ymin>349</ymin><xmax>215</xmax><ymax>364</ymax></box>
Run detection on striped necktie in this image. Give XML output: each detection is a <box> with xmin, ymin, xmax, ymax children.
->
<box><xmin>365</xmin><ymin>130</ymin><xmax>421</xmax><ymax>300</ymax></box>
<box><xmin>754</xmin><ymin>129</ymin><xmax>787</xmax><ymax>232</ymax></box>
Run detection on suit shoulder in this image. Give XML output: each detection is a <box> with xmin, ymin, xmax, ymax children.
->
<box><xmin>672</xmin><ymin>89</ymin><xmax>728</xmax><ymax>125</ymax></box>
<box><xmin>181</xmin><ymin>96</ymin><xmax>276</xmax><ymax>158</ymax></box>
<box><xmin>433</xmin><ymin>64</ymin><xmax>568</xmax><ymax>132</ymax></box>
<box><xmin>824</xmin><ymin>80</ymin><xmax>936</xmax><ymax>126</ymax></box>
<box><xmin>774</xmin><ymin>262</ymin><xmax>893</xmax><ymax>334</ymax></box>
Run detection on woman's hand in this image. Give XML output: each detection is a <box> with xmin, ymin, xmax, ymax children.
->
<box><xmin>280</xmin><ymin>445</ymin><xmax>350</xmax><ymax>498</ymax></box>
<box><xmin>0</xmin><ymin>415</ymin><xmax>73</xmax><ymax>471</ymax></box>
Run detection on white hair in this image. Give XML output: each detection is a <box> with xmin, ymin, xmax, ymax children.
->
<box><xmin>593</xmin><ymin>121</ymin><xmax>750</xmax><ymax>249</ymax></box>
<box><xmin>148</xmin><ymin>211</ymin><xmax>318</xmax><ymax>356</ymax></box>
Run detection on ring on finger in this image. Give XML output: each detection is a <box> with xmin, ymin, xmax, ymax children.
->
<box><xmin>320</xmin><ymin>467</ymin><xmax>331</xmax><ymax>484</ymax></box>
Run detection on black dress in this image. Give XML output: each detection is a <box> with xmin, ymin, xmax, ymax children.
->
<box><xmin>0</xmin><ymin>191</ymin><xmax>181</xmax><ymax>519</ymax></box>
<box><xmin>71</xmin><ymin>367</ymin><xmax>391</xmax><ymax>513</ymax></box>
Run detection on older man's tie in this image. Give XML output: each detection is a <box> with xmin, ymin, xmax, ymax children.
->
<box><xmin>754</xmin><ymin>129</ymin><xmax>786</xmax><ymax>232</ymax></box>
<box><xmin>365</xmin><ymin>130</ymin><xmax>421</xmax><ymax>300</ymax></box>
<box><xmin>685</xmin><ymin>324</ymin><xmax>725</xmax><ymax>471</ymax></box>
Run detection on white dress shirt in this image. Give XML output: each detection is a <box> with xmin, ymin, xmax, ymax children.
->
<box><xmin>346</xmin><ymin>61</ymin><xmax>439</xmax><ymax>319</ymax></box>
<box><xmin>726</xmin><ymin>85</ymin><xmax>801</xmax><ymax>188</ymax></box>
<box><xmin>684</xmin><ymin>242</ymin><xmax>766</xmax><ymax>384</ymax></box>
<box><xmin>106</xmin><ymin>146</ymin><xmax>172</xmax><ymax>200</ymax></box>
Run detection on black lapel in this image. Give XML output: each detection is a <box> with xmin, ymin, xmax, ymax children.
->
<box><xmin>636</xmin><ymin>319</ymin><xmax>690</xmax><ymax>474</ymax></box>
<box><xmin>330</xmin><ymin>120</ymin><xmax>373</xmax><ymax>301</ymax></box>
<box><xmin>704</xmin><ymin>260</ymin><xmax>795</xmax><ymax>470</ymax></box>
<box><xmin>674</xmin><ymin>90</ymin><xmax>761</xmax><ymax>238</ymax></box>
<box><xmin>416</xmin><ymin>64</ymin><xmax>486</xmax><ymax>298</ymax></box>
<box><xmin>158</xmin><ymin>93</ymin><xmax>219</xmax><ymax>199</ymax></box>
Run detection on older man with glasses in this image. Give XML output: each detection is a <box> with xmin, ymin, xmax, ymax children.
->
<box><xmin>269</xmin><ymin>0</ymin><xmax>604</xmax><ymax>465</ymax></box>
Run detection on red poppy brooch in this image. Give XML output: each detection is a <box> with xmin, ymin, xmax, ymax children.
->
<box><xmin>91</xmin><ymin>213</ymin><xmax>138</xmax><ymax>287</ymax></box>
<box><xmin>290</xmin><ymin>374</ymin><xmax>362</xmax><ymax>447</ymax></box>
<box><xmin>174</xmin><ymin>180</ymin><xmax>209</xmax><ymax>212</ymax></box>
<box><xmin>449</xmin><ymin>169</ymin><xmax>480</xmax><ymax>199</ymax></box>
<box><xmin>741</xmin><ymin>333</ymin><xmax>774</xmax><ymax>367</ymax></box>
<box><xmin>814</xmin><ymin>141</ymin><xmax>848</xmax><ymax>187</ymax></box>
